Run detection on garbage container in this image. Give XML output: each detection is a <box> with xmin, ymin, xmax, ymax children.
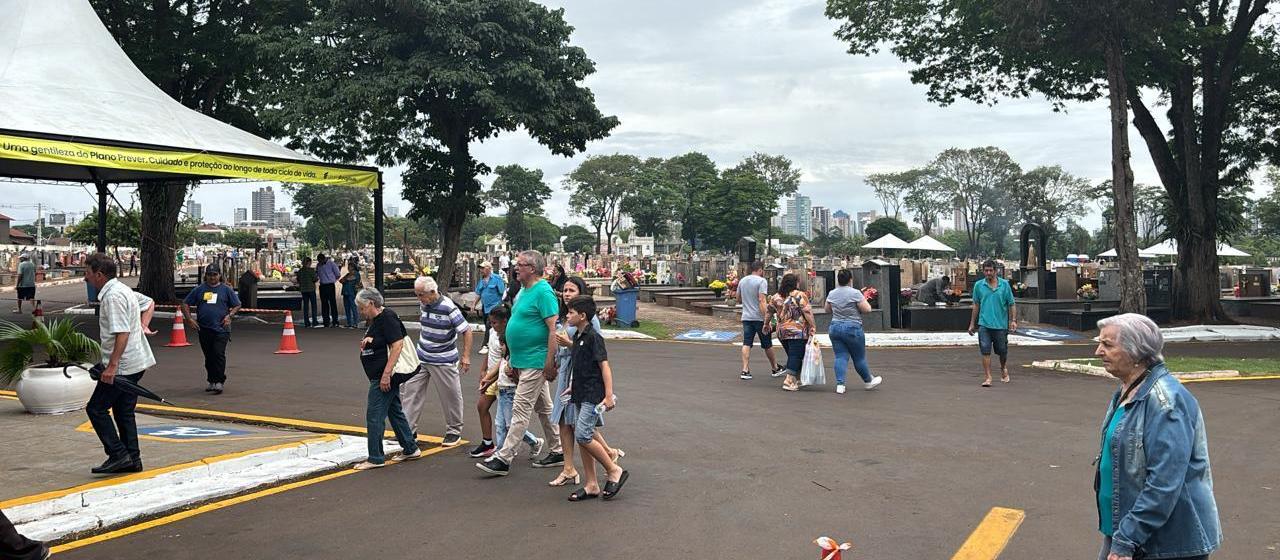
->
<box><xmin>612</xmin><ymin>287</ymin><xmax>639</xmax><ymax>328</ymax></box>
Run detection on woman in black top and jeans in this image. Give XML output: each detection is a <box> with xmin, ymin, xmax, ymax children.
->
<box><xmin>351</xmin><ymin>288</ymin><xmax>421</xmax><ymax>470</ymax></box>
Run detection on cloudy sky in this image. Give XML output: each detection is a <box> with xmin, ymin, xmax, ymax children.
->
<box><xmin>5</xmin><ymin>0</ymin><xmax>1171</xmax><ymax>231</ymax></box>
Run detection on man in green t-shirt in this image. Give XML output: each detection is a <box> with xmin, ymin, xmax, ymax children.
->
<box><xmin>477</xmin><ymin>250</ymin><xmax>563</xmax><ymax>476</ymax></box>
<box><xmin>967</xmin><ymin>259</ymin><xmax>1018</xmax><ymax>387</ymax></box>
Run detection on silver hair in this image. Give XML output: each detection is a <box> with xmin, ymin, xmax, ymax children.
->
<box><xmin>354</xmin><ymin>287</ymin><xmax>384</xmax><ymax>308</ymax></box>
<box><xmin>518</xmin><ymin>250</ymin><xmax>544</xmax><ymax>273</ymax></box>
<box><xmin>414</xmin><ymin>275</ymin><xmax>439</xmax><ymax>294</ymax></box>
<box><xmin>1096</xmin><ymin>313</ymin><xmax>1165</xmax><ymax>366</ymax></box>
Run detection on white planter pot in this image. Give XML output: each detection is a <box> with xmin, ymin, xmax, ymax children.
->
<box><xmin>15</xmin><ymin>364</ymin><xmax>96</xmax><ymax>414</ymax></box>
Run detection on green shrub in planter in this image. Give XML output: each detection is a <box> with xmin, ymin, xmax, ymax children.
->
<box><xmin>0</xmin><ymin>318</ymin><xmax>101</xmax><ymax>385</ymax></box>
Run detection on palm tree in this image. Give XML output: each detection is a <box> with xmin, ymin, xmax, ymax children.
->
<box><xmin>0</xmin><ymin>319</ymin><xmax>100</xmax><ymax>385</ymax></box>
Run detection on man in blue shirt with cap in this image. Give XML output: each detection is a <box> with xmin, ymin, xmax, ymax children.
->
<box><xmin>181</xmin><ymin>265</ymin><xmax>240</xmax><ymax>394</ymax></box>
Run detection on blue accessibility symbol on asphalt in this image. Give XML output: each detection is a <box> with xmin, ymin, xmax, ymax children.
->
<box><xmin>139</xmin><ymin>425</ymin><xmax>252</xmax><ymax>439</ymax></box>
<box><xmin>674</xmin><ymin>329</ymin><xmax>739</xmax><ymax>342</ymax></box>
<box><xmin>1014</xmin><ymin>326</ymin><xmax>1086</xmax><ymax>341</ymax></box>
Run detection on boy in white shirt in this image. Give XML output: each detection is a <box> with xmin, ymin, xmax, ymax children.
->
<box><xmin>469</xmin><ymin>305</ymin><xmax>543</xmax><ymax>458</ymax></box>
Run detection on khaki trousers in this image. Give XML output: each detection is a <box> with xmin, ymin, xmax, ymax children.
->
<box><xmin>399</xmin><ymin>362</ymin><xmax>465</xmax><ymax>437</ymax></box>
<box><xmin>494</xmin><ymin>367</ymin><xmax>561</xmax><ymax>463</ymax></box>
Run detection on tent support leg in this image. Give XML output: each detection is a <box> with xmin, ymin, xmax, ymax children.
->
<box><xmin>374</xmin><ymin>176</ymin><xmax>384</xmax><ymax>292</ymax></box>
<box><xmin>93</xmin><ymin>176</ymin><xmax>109</xmax><ymax>253</ymax></box>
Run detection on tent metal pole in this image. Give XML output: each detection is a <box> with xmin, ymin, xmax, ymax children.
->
<box><xmin>88</xmin><ymin>169</ymin><xmax>108</xmax><ymax>253</ymax></box>
<box><xmin>374</xmin><ymin>174</ymin><xmax>384</xmax><ymax>292</ymax></box>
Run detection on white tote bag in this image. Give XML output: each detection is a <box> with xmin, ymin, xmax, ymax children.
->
<box><xmin>800</xmin><ymin>338</ymin><xmax>826</xmax><ymax>386</ymax></box>
<box><xmin>393</xmin><ymin>335</ymin><xmax>421</xmax><ymax>375</ymax></box>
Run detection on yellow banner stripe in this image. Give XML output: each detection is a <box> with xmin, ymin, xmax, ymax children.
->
<box><xmin>951</xmin><ymin>507</ymin><xmax>1026</xmax><ymax>560</ymax></box>
<box><xmin>0</xmin><ymin>133</ymin><xmax>378</xmax><ymax>188</ymax></box>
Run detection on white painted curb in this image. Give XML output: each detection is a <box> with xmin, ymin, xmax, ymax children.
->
<box><xmin>8</xmin><ymin>434</ymin><xmax>381</xmax><ymax>542</ymax></box>
<box><xmin>1030</xmin><ymin>359</ymin><xmax>1242</xmax><ymax>381</ymax></box>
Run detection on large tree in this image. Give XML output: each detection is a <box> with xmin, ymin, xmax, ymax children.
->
<box><xmin>93</xmin><ymin>0</ymin><xmax>300</xmax><ymax>301</ymax></box>
<box><xmin>663</xmin><ymin>152</ymin><xmax>720</xmax><ymax>251</ymax></box>
<box><xmin>265</xmin><ymin>0</ymin><xmax>618</xmax><ymax>288</ymax></box>
<box><xmin>699</xmin><ymin>166</ymin><xmax>776</xmax><ymax>252</ymax></box>
<box><xmin>622</xmin><ymin>157</ymin><xmax>682</xmax><ymax>240</ymax></box>
<box><xmin>488</xmin><ymin>165</ymin><xmax>553</xmax><ymax>251</ymax></box>
<box><xmin>1012</xmin><ymin>166</ymin><xmax>1091</xmax><ymax>238</ymax></box>
<box><xmin>738</xmin><ymin>153</ymin><xmax>801</xmax><ymax>254</ymax></box>
<box><xmin>928</xmin><ymin>147</ymin><xmax>1021</xmax><ymax>257</ymax></box>
<box><xmin>566</xmin><ymin>154</ymin><xmax>640</xmax><ymax>255</ymax></box>
<box><xmin>865</xmin><ymin>171</ymin><xmax>912</xmax><ymax>220</ymax></box>
<box><xmin>286</xmin><ymin>184</ymin><xmax>373</xmax><ymax>250</ymax></box>
<box><xmin>826</xmin><ymin>0</ymin><xmax>1280</xmax><ymax>321</ymax></box>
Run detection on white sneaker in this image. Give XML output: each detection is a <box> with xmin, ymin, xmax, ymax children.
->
<box><xmin>352</xmin><ymin>461</ymin><xmax>385</xmax><ymax>471</ymax></box>
<box><xmin>864</xmin><ymin>376</ymin><xmax>883</xmax><ymax>390</ymax></box>
<box><xmin>528</xmin><ymin>436</ymin><xmax>545</xmax><ymax>460</ymax></box>
<box><xmin>835</xmin><ymin>384</ymin><xmax>846</xmax><ymax>394</ymax></box>
<box><xmin>478</xmin><ymin>346</ymin><xmax>489</xmax><ymax>355</ymax></box>
<box><xmin>389</xmin><ymin>449</ymin><xmax>422</xmax><ymax>463</ymax></box>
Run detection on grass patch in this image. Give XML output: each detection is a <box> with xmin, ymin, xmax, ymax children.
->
<box><xmin>1072</xmin><ymin>357</ymin><xmax>1280</xmax><ymax>375</ymax></box>
<box><xmin>614</xmin><ymin>321</ymin><xmax>672</xmax><ymax>340</ymax></box>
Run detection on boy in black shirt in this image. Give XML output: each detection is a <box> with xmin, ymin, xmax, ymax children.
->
<box><xmin>564</xmin><ymin>295</ymin><xmax>629</xmax><ymax>501</ymax></box>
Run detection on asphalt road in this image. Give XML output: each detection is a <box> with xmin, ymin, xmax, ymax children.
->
<box><xmin>9</xmin><ymin>282</ymin><xmax>1279</xmax><ymax>559</ymax></box>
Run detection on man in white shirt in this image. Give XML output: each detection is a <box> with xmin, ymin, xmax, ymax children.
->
<box><xmin>84</xmin><ymin>253</ymin><xmax>156</xmax><ymax>475</ymax></box>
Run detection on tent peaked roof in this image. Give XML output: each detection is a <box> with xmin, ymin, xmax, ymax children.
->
<box><xmin>1124</xmin><ymin>240</ymin><xmax>1251</xmax><ymax>258</ymax></box>
<box><xmin>0</xmin><ymin>0</ymin><xmax>377</xmax><ymax>187</ymax></box>
<box><xmin>906</xmin><ymin>235</ymin><xmax>955</xmax><ymax>252</ymax></box>
<box><xmin>862</xmin><ymin>233</ymin><xmax>914</xmax><ymax>250</ymax></box>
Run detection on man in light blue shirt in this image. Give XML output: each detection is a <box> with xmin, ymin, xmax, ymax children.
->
<box><xmin>968</xmin><ymin>259</ymin><xmax>1017</xmax><ymax>386</ymax></box>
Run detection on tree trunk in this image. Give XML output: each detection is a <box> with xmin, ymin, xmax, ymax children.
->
<box><xmin>436</xmin><ymin>210</ymin><xmax>466</xmax><ymax>294</ymax></box>
<box><xmin>1105</xmin><ymin>31</ymin><xmax>1146</xmax><ymax>315</ymax></box>
<box><xmin>137</xmin><ymin>180</ymin><xmax>189</xmax><ymax>303</ymax></box>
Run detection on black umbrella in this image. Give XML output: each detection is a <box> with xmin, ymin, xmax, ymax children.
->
<box><xmin>67</xmin><ymin>364</ymin><xmax>177</xmax><ymax>406</ymax></box>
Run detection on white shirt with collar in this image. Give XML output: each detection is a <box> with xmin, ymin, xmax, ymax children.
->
<box><xmin>97</xmin><ymin>278</ymin><xmax>157</xmax><ymax>375</ymax></box>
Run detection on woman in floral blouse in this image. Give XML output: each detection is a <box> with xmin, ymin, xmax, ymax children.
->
<box><xmin>766</xmin><ymin>272</ymin><xmax>817</xmax><ymax>391</ymax></box>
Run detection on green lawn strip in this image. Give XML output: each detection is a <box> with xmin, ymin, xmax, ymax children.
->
<box><xmin>613</xmin><ymin>320</ymin><xmax>671</xmax><ymax>340</ymax></box>
<box><xmin>1069</xmin><ymin>357</ymin><xmax>1280</xmax><ymax>376</ymax></box>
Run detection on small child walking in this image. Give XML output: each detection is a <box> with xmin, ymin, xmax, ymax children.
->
<box><xmin>563</xmin><ymin>295</ymin><xmax>629</xmax><ymax>501</ymax></box>
<box><xmin>470</xmin><ymin>304</ymin><xmax>543</xmax><ymax>459</ymax></box>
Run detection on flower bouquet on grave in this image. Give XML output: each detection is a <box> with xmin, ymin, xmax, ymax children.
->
<box><xmin>708</xmin><ymin>279</ymin><xmax>727</xmax><ymax>298</ymax></box>
<box><xmin>943</xmin><ymin>287</ymin><xmax>962</xmax><ymax>305</ymax></box>
<box><xmin>1012</xmin><ymin>282</ymin><xmax>1028</xmax><ymax>297</ymax></box>
<box><xmin>1077</xmin><ymin>284</ymin><xmax>1099</xmax><ymax>301</ymax></box>
<box><xmin>598</xmin><ymin>305</ymin><xmax>617</xmax><ymax>326</ymax></box>
<box><xmin>861</xmin><ymin>286</ymin><xmax>879</xmax><ymax>309</ymax></box>
<box><xmin>899</xmin><ymin>288</ymin><xmax>914</xmax><ymax>305</ymax></box>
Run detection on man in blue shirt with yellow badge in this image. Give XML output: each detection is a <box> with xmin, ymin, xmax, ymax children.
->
<box><xmin>967</xmin><ymin>259</ymin><xmax>1017</xmax><ymax>387</ymax></box>
<box><xmin>181</xmin><ymin>265</ymin><xmax>240</xmax><ymax>394</ymax></box>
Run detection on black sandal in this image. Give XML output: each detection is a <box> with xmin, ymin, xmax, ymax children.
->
<box><xmin>602</xmin><ymin>470</ymin><xmax>630</xmax><ymax>500</ymax></box>
<box><xmin>568</xmin><ymin>487</ymin><xmax>599</xmax><ymax>502</ymax></box>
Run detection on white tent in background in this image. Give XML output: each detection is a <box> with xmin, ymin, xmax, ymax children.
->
<box><xmin>1138</xmin><ymin>240</ymin><xmax>1250</xmax><ymax>257</ymax></box>
<box><xmin>1098</xmin><ymin>247</ymin><xmax>1157</xmax><ymax>258</ymax></box>
<box><xmin>1217</xmin><ymin>244</ymin><xmax>1251</xmax><ymax>257</ymax></box>
<box><xmin>862</xmin><ymin>233</ymin><xmax>915</xmax><ymax>250</ymax></box>
<box><xmin>905</xmin><ymin>235</ymin><xmax>956</xmax><ymax>252</ymax></box>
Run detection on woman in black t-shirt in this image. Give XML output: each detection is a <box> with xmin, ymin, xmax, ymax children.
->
<box><xmin>351</xmin><ymin>288</ymin><xmax>421</xmax><ymax>470</ymax></box>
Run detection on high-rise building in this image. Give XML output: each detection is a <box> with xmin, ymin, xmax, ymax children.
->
<box><xmin>855</xmin><ymin>210</ymin><xmax>879</xmax><ymax>237</ymax></box>
<box><xmin>185</xmin><ymin>200</ymin><xmax>202</xmax><ymax>221</ymax></box>
<box><xmin>953</xmin><ymin>205</ymin><xmax>966</xmax><ymax>234</ymax></box>
<box><xmin>274</xmin><ymin>207</ymin><xmax>293</xmax><ymax>230</ymax></box>
<box><xmin>385</xmin><ymin>205</ymin><xmax>400</xmax><ymax>218</ymax></box>
<box><xmin>252</xmin><ymin>186</ymin><xmax>276</xmax><ymax>227</ymax></box>
<box><xmin>831</xmin><ymin>210</ymin><xmax>851</xmax><ymax>237</ymax></box>
<box><xmin>811</xmin><ymin>205</ymin><xmax>831</xmax><ymax>236</ymax></box>
<box><xmin>784</xmin><ymin>195</ymin><xmax>812</xmax><ymax>239</ymax></box>
<box><xmin>233</xmin><ymin>208</ymin><xmax>248</xmax><ymax>225</ymax></box>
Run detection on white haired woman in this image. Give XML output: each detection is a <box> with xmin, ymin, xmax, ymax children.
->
<box><xmin>1092</xmin><ymin>313</ymin><xmax>1220</xmax><ymax>560</ymax></box>
<box><xmin>352</xmin><ymin>288</ymin><xmax>421</xmax><ymax>470</ymax></box>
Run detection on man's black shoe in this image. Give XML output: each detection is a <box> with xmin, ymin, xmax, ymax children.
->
<box><xmin>91</xmin><ymin>456</ymin><xmax>134</xmax><ymax>474</ymax></box>
<box><xmin>531</xmin><ymin>452</ymin><xmax>564</xmax><ymax>468</ymax></box>
<box><xmin>126</xmin><ymin>458</ymin><xmax>144</xmax><ymax>472</ymax></box>
<box><xmin>475</xmin><ymin>457</ymin><xmax>510</xmax><ymax>476</ymax></box>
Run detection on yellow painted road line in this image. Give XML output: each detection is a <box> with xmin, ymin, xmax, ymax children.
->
<box><xmin>951</xmin><ymin>507</ymin><xmax>1026</xmax><ymax>560</ymax></box>
<box><xmin>0</xmin><ymin>436</ymin><xmax>337</xmax><ymax>511</ymax></box>
<box><xmin>48</xmin><ymin>443</ymin><xmax>455</xmax><ymax>554</ymax></box>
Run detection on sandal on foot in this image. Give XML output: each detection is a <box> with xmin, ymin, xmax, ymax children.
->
<box><xmin>602</xmin><ymin>470</ymin><xmax>630</xmax><ymax>500</ymax></box>
<box><xmin>548</xmin><ymin>472</ymin><xmax>580</xmax><ymax>487</ymax></box>
<box><xmin>1001</xmin><ymin>373</ymin><xmax>1011</xmax><ymax>383</ymax></box>
<box><xmin>610</xmin><ymin>448</ymin><xmax>626</xmax><ymax>463</ymax></box>
<box><xmin>981</xmin><ymin>380</ymin><xmax>992</xmax><ymax>387</ymax></box>
<box><xmin>568</xmin><ymin>487</ymin><xmax>599</xmax><ymax>502</ymax></box>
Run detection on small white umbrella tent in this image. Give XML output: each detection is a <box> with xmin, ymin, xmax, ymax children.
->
<box><xmin>0</xmin><ymin>0</ymin><xmax>389</xmax><ymax>287</ymax></box>
<box><xmin>1097</xmin><ymin>248</ymin><xmax>1158</xmax><ymax>258</ymax></box>
<box><xmin>905</xmin><ymin>235</ymin><xmax>956</xmax><ymax>252</ymax></box>
<box><xmin>1138</xmin><ymin>240</ymin><xmax>1251</xmax><ymax>258</ymax></box>
<box><xmin>862</xmin><ymin>233</ymin><xmax>915</xmax><ymax>251</ymax></box>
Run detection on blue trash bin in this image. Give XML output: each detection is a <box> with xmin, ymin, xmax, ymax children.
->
<box><xmin>612</xmin><ymin>287</ymin><xmax>639</xmax><ymax>328</ymax></box>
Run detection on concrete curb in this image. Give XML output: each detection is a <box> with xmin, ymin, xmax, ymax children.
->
<box><xmin>1030</xmin><ymin>359</ymin><xmax>1241</xmax><ymax>381</ymax></box>
<box><xmin>9</xmin><ymin>434</ymin><xmax>383</xmax><ymax>542</ymax></box>
<box><xmin>0</xmin><ymin>278</ymin><xmax>87</xmax><ymax>293</ymax></box>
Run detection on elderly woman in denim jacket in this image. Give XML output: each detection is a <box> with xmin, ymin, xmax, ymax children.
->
<box><xmin>1093</xmin><ymin>314</ymin><xmax>1220</xmax><ymax>560</ymax></box>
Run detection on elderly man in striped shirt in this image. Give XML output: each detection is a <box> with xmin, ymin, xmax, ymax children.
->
<box><xmin>400</xmin><ymin>276</ymin><xmax>473</xmax><ymax>447</ymax></box>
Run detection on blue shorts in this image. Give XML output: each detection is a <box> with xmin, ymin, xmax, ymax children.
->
<box><xmin>742</xmin><ymin>321</ymin><xmax>773</xmax><ymax>349</ymax></box>
<box><xmin>574</xmin><ymin>402</ymin><xmax>604</xmax><ymax>444</ymax></box>
<box><xmin>978</xmin><ymin>326</ymin><xmax>1009</xmax><ymax>357</ymax></box>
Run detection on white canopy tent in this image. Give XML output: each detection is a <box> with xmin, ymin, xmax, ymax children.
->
<box><xmin>905</xmin><ymin>235</ymin><xmax>956</xmax><ymax>252</ymax></box>
<box><xmin>0</xmin><ymin>0</ymin><xmax>387</xmax><ymax>286</ymax></box>
<box><xmin>862</xmin><ymin>233</ymin><xmax>915</xmax><ymax>250</ymax></box>
<box><xmin>1138</xmin><ymin>240</ymin><xmax>1250</xmax><ymax>258</ymax></box>
<box><xmin>1097</xmin><ymin>248</ymin><xmax>1157</xmax><ymax>258</ymax></box>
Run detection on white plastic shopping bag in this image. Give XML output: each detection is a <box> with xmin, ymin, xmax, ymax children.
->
<box><xmin>800</xmin><ymin>338</ymin><xmax>826</xmax><ymax>386</ymax></box>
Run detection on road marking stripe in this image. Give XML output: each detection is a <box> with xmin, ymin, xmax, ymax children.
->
<box><xmin>950</xmin><ymin>507</ymin><xmax>1025</xmax><ymax>560</ymax></box>
<box><xmin>0</xmin><ymin>435</ymin><xmax>337</xmax><ymax>510</ymax></box>
<box><xmin>48</xmin><ymin>443</ymin><xmax>455</xmax><ymax>554</ymax></box>
<box><xmin>1181</xmin><ymin>374</ymin><xmax>1280</xmax><ymax>383</ymax></box>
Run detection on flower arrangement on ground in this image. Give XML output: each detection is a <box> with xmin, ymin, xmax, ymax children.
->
<box><xmin>708</xmin><ymin>279</ymin><xmax>727</xmax><ymax>298</ymax></box>
<box><xmin>1011</xmin><ymin>282</ymin><xmax>1028</xmax><ymax>297</ymax></box>
<box><xmin>1077</xmin><ymin>284</ymin><xmax>1099</xmax><ymax>300</ymax></box>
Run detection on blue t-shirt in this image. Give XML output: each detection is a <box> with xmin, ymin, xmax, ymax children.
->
<box><xmin>183</xmin><ymin>283</ymin><xmax>241</xmax><ymax>333</ymax></box>
<box><xmin>342</xmin><ymin>271</ymin><xmax>360</xmax><ymax>296</ymax></box>
<box><xmin>475</xmin><ymin>272</ymin><xmax>506</xmax><ymax>313</ymax></box>
<box><xmin>973</xmin><ymin>277</ymin><xmax>1015</xmax><ymax>330</ymax></box>
<box><xmin>1098</xmin><ymin>406</ymin><xmax>1127</xmax><ymax>536</ymax></box>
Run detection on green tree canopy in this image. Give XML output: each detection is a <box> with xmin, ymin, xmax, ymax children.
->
<box><xmin>698</xmin><ymin>166</ymin><xmax>776</xmax><ymax>252</ymax></box>
<box><xmin>622</xmin><ymin>157</ymin><xmax>682</xmax><ymax>239</ymax></box>
<box><xmin>864</xmin><ymin>217</ymin><xmax>914</xmax><ymax>244</ymax></box>
<box><xmin>1011</xmin><ymin>166</ymin><xmax>1091</xmax><ymax>237</ymax></box>
<box><xmin>222</xmin><ymin>230</ymin><xmax>263</xmax><ymax>250</ymax></box>
<box><xmin>488</xmin><ymin>165</ymin><xmax>553</xmax><ymax>251</ymax></box>
<box><xmin>560</xmin><ymin>224</ymin><xmax>597</xmax><ymax>254</ymax></box>
<box><xmin>663</xmin><ymin>152</ymin><xmax>720</xmax><ymax>249</ymax></box>
<box><xmin>566</xmin><ymin>154</ymin><xmax>640</xmax><ymax>254</ymax></box>
<box><xmin>738</xmin><ymin>153</ymin><xmax>801</xmax><ymax>251</ymax></box>
<box><xmin>285</xmin><ymin>184</ymin><xmax>373</xmax><ymax>250</ymax></box>
<box><xmin>928</xmin><ymin>147</ymin><xmax>1020</xmax><ymax>257</ymax></box>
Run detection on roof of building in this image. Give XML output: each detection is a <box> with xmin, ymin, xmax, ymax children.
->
<box><xmin>9</xmin><ymin>228</ymin><xmax>35</xmax><ymax>242</ymax></box>
<box><xmin>0</xmin><ymin>213</ymin><xmax>13</xmax><ymax>221</ymax></box>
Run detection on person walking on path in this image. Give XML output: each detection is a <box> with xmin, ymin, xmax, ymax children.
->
<box><xmin>738</xmin><ymin>260</ymin><xmax>785</xmax><ymax>380</ymax></box>
<box><xmin>351</xmin><ymin>288</ymin><xmax>422</xmax><ymax>470</ymax></box>
<box><xmin>1092</xmin><ymin>314</ymin><xmax>1220</xmax><ymax>560</ymax></box>
<box><xmin>561</xmin><ymin>295</ymin><xmax>629</xmax><ymax>501</ymax></box>
<box><xmin>474</xmin><ymin>261</ymin><xmax>505</xmax><ymax>352</ymax></box>
<box><xmin>767</xmin><ymin>272</ymin><xmax>816</xmax><ymax>392</ymax></box>
<box><xmin>967</xmin><ymin>260</ymin><xmax>1017</xmax><ymax>387</ymax></box>
<box><xmin>128</xmin><ymin>252</ymin><xmax>136</xmax><ymax>276</ymax></box>
<box><xmin>316</xmin><ymin>253</ymin><xmax>341</xmax><ymax>328</ymax></box>
<box><xmin>83</xmin><ymin>252</ymin><xmax>155</xmax><ymax>474</ymax></box>
<box><xmin>295</xmin><ymin>256</ymin><xmax>319</xmax><ymax>328</ymax></box>
<box><xmin>341</xmin><ymin>259</ymin><xmax>362</xmax><ymax>328</ymax></box>
<box><xmin>825</xmin><ymin>269</ymin><xmax>882</xmax><ymax>394</ymax></box>
<box><xmin>13</xmin><ymin>253</ymin><xmax>36</xmax><ymax>314</ymax></box>
<box><xmin>401</xmin><ymin>276</ymin><xmax>471</xmax><ymax>447</ymax></box>
<box><xmin>181</xmin><ymin>265</ymin><xmax>240</xmax><ymax>395</ymax></box>
<box><xmin>470</xmin><ymin>304</ymin><xmax>543</xmax><ymax>459</ymax></box>
<box><xmin>0</xmin><ymin>509</ymin><xmax>48</xmax><ymax>560</ymax></box>
<box><xmin>477</xmin><ymin>250</ymin><xmax>563</xmax><ymax>476</ymax></box>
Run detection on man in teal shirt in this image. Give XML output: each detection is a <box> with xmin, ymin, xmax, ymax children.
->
<box><xmin>477</xmin><ymin>250</ymin><xmax>563</xmax><ymax>476</ymax></box>
<box><xmin>968</xmin><ymin>259</ymin><xmax>1017</xmax><ymax>387</ymax></box>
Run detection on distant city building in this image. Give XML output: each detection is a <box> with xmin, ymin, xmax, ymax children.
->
<box><xmin>811</xmin><ymin>205</ymin><xmax>831</xmax><ymax>236</ymax></box>
<box><xmin>185</xmin><ymin>200</ymin><xmax>202</xmax><ymax>221</ymax></box>
<box><xmin>855</xmin><ymin>210</ymin><xmax>879</xmax><ymax>237</ymax></box>
<box><xmin>385</xmin><ymin>205</ymin><xmax>400</xmax><ymax>218</ymax></box>
<box><xmin>274</xmin><ymin>207</ymin><xmax>293</xmax><ymax>230</ymax></box>
<box><xmin>234</xmin><ymin>207</ymin><xmax>248</xmax><ymax>225</ymax></box>
<box><xmin>252</xmin><ymin>186</ymin><xmax>276</xmax><ymax>227</ymax></box>
<box><xmin>785</xmin><ymin>194</ymin><xmax>813</xmax><ymax>239</ymax></box>
<box><xmin>831</xmin><ymin>210</ymin><xmax>851</xmax><ymax>237</ymax></box>
<box><xmin>953</xmin><ymin>205</ymin><xmax>965</xmax><ymax>234</ymax></box>
<box><xmin>770</xmin><ymin>214</ymin><xmax>785</xmax><ymax>230</ymax></box>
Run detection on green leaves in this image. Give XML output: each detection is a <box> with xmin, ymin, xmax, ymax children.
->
<box><xmin>0</xmin><ymin>319</ymin><xmax>101</xmax><ymax>385</ymax></box>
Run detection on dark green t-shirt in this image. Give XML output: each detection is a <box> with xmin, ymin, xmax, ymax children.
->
<box><xmin>505</xmin><ymin>279</ymin><xmax>560</xmax><ymax>369</ymax></box>
<box><xmin>296</xmin><ymin>267</ymin><xmax>318</xmax><ymax>292</ymax></box>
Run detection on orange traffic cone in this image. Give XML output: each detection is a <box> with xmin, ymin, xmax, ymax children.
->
<box><xmin>274</xmin><ymin>311</ymin><xmax>302</xmax><ymax>354</ymax></box>
<box><xmin>164</xmin><ymin>313</ymin><xmax>191</xmax><ymax>347</ymax></box>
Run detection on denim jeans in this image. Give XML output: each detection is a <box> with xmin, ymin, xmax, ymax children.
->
<box><xmin>300</xmin><ymin>291</ymin><xmax>318</xmax><ymax>326</ymax></box>
<box><xmin>365</xmin><ymin>379</ymin><xmax>419</xmax><ymax>464</ymax></box>
<box><xmin>496</xmin><ymin>386</ymin><xmax>539</xmax><ymax>450</ymax></box>
<box><xmin>780</xmin><ymin>338</ymin><xmax>807</xmax><ymax>374</ymax></box>
<box><xmin>829</xmin><ymin>320</ymin><xmax>874</xmax><ymax>385</ymax></box>
<box><xmin>1097</xmin><ymin>536</ymin><xmax>1210</xmax><ymax>560</ymax></box>
<box><xmin>343</xmin><ymin>292</ymin><xmax>359</xmax><ymax>327</ymax></box>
